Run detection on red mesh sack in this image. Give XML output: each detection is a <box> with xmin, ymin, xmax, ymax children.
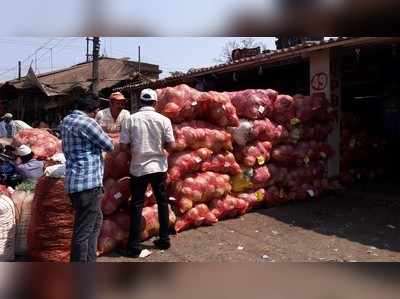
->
<box><xmin>201</xmin><ymin>152</ymin><xmax>241</xmax><ymax>175</ymax></box>
<box><xmin>104</xmin><ymin>147</ymin><xmax>131</xmax><ymax>180</ymax></box>
<box><xmin>156</xmin><ymin>85</ymin><xmax>239</xmax><ymax>127</ymax></box>
<box><xmin>287</xmin><ymin>183</ymin><xmax>315</xmax><ymax>202</ymax></box>
<box><xmin>229</xmin><ymin>89</ymin><xmax>275</xmax><ymax>120</ymax></box>
<box><xmin>234</xmin><ymin>141</ymin><xmax>272</xmax><ymax>167</ymax></box>
<box><xmin>172</xmin><ymin>172</ymin><xmax>231</xmax><ymax>214</ymax></box>
<box><xmin>268</xmin><ymin>164</ymin><xmax>288</xmax><ymax>185</ymax></box>
<box><xmin>97</xmin><ymin>219</ymin><xmax>126</xmax><ymax>256</ymax></box>
<box><xmin>236</xmin><ymin>188</ymin><xmax>266</xmax><ymax>211</ymax></box>
<box><xmin>265</xmin><ymin>186</ymin><xmax>288</xmax><ymax>206</ymax></box>
<box><xmin>252</xmin><ymin>166</ymin><xmax>271</xmax><ymax>185</ymax></box>
<box><xmin>101</xmin><ymin>177</ymin><xmax>132</xmax><ymax>216</ymax></box>
<box><xmin>273</xmin><ymin>95</ymin><xmax>296</xmax><ymax>125</ymax></box>
<box><xmin>27</xmin><ymin>177</ymin><xmax>74</xmax><ymax>262</ymax></box>
<box><xmin>271</xmin><ymin>144</ymin><xmax>297</xmax><ymax>162</ymax></box>
<box><xmin>249</xmin><ymin>118</ymin><xmax>287</xmax><ymax>144</ymax></box>
<box><xmin>171</xmin><ymin>121</ymin><xmax>233</xmax><ymax>152</ymax></box>
<box><xmin>168</xmin><ymin>148</ymin><xmax>213</xmax><ymax>182</ymax></box>
<box><xmin>13</xmin><ymin>129</ymin><xmax>61</xmax><ymax>160</ymax></box>
<box><xmin>175</xmin><ymin>204</ymin><xmax>218</xmax><ymax>233</ymax></box>
<box><xmin>198</xmin><ymin>91</ymin><xmax>240</xmax><ymax>127</ymax></box>
<box><xmin>209</xmin><ymin>195</ymin><xmax>249</xmax><ymax>220</ymax></box>
<box><xmin>116</xmin><ymin>205</ymin><xmax>176</xmax><ymax>249</ymax></box>
<box><xmin>156</xmin><ymin>84</ymin><xmax>202</xmax><ymax>123</ymax></box>
<box><xmin>293</xmin><ymin>94</ymin><xmax>315</xmax><ymax>123</ymax></box>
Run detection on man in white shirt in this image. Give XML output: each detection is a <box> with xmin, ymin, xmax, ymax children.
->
<box><xmin>95</xmin><ymin>92</ymin><xmax>131</xmax><ymax>134</ymax></box>
<box><xmin>2</xmin><ymin>113</ymin><xmax>32</xmax><ymax>138</ymax></box>
<box><xmin>120</xmin><ymin>88</ymin><xmax>175</xmax><ymax>257</ymax></box>
<box><xmin>0</xmin><ymin>120</ymin><xmax>7</xmax><ymax>138</ymax></box>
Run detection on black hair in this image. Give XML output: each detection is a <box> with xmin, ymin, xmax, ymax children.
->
<box><xmin>140</xmin><ymin>100</ymin><xmax>156</xmax><ymax>107</ymax></box>
<box><xmin>76</xmin><ymin>96</ymin><xmax>100</xmax><ymax>113</ymax></box>
<box><xmin>20</xmin><ymin>152</ymin><xmax>34</xmax><ymax>164</ymax></box>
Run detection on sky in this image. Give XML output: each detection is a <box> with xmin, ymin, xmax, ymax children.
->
<box><xmin>0</xmin><ymin>37</ymin><xmax>277</xmax><ymax>81</ymax></box>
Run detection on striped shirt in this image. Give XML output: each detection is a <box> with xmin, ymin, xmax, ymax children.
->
<box><xmin>61</xmin><ymin>110</ymin><xmax>114</xmax><ymax>194</ymax></box>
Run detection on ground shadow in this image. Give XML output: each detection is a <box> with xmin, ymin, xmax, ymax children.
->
<box><xmin>256</xmin><ymin>179</ymin><xmax>400</xmax><ymax>252</ymax></box>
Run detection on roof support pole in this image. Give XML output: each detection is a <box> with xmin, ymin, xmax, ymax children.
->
<box><xmin>309</xmin><ymin>48</ymin><xmax>341</xmax><ymax>177</ymax></box>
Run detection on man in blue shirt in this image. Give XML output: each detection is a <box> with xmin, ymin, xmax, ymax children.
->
<box><xmin>61</xmin><ymin>97</ymin><xmax>114</xmax><ymax>263</ymax></box>
<box><xmin>15</xmin><ymin>145</ymin><xmax>44</xmax><ymax>183</ymax></box>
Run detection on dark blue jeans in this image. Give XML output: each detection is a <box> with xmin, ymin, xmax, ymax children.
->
<box><xmin>128</xmin><ymin>172</ymin><xmax>170</xmax><ymax>251</ymax></box>
<box><xmin>69</xmin><ymin>187</ymin><xmax>103</xmax><ymax>262</ymax></box>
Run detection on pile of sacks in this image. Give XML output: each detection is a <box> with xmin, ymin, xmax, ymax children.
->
<box><xmin>340</xmin><ymin>113</ymin><xmax>386</xmax><ymax>185</ymax></box>
<box><xmin>229</xmin><ymin>91</ymin><xmax>335</xmax><ymax>206</ymax></box>
<box><xmin>12</xmin><ymin>129</ymin><xmax>62</xmax><ymax>160</ymax></box>
<box><xmin>157</xmin><ymin>85</ymin><xmax>246</xmax><ymax>233</ymax></box>
<box><xmin>95</xmin><ymin>85</ymin><xmax>337</xmax><ymax>256</ymax></box>
<box><xmin>156</xmin><ymin>85</ymin><xmax>336</xmax><ymax>234</ymax></box>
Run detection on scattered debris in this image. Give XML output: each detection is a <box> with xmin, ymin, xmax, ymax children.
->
<box><xmin>387</xmin><ymin>224</ymin><xmax>396</xmax><ymax>229</ymax></box>
<box><xmin>272</xmin><ymin>230</ymin><xmax>279</xmax><ymax>236</ymax></box>
<box><xmin>255</xmin><ymin>230</ymin><xmax>260</xmax><ymax>233</ymax></box>
<box><xmin>333</xmin><ymin>249</ymin><xmax>339</xmax><ymax>252</ymax></box>
<box><xmin>237</xmin><ymin>246</ymin><xmax>244</xmax><ymax>250</ymax></box>
<box><xmin>139</xmin><ymin>249</ymin><xmax>152</xmax><ymax>259</ymax></box>
<box><xmin>262</xmin><ymin>255</ymin><xmax>270</xmax><ymax>259</ymax></box>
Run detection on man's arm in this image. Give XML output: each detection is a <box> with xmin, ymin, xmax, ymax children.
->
<box><xmin>119</xmin><ymin>117</ymin><xmax>131</xmax><ymax>152</ymax></box>
<box><xmin>164</xmin><ymin>119</ymin><xmax>175</xmax><ymax>151</ymax></box>
<box><xmin>85</xmin><ymin>119</ymin><xmax>114</xmax><ymax>152</ymax></box>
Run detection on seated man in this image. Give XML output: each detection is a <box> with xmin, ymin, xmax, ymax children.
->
<box><xmin>15</xmin><ymin>145</ymin><xmax>44</xmax><ymax>183</ymax></box>
<box><xmin>2</xmin><ymin>113</ymin><xmax>32</xmax><ymax>138</ymax></box>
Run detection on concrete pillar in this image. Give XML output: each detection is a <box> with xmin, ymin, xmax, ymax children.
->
<box><xmin>309</xmin><ymin>48</ymin><xmax>341</xmax><ymax>177</ymax></box>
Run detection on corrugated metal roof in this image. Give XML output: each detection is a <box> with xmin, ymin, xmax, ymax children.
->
<box><xmin>115</xmin><ymin>37</ymin><xmax>398</xmax><ymax>92</ymax></box>
<box><xmin>4</xmin><ymin>57</ymin><xmax>160</xmax><ymax>96</ymax></box>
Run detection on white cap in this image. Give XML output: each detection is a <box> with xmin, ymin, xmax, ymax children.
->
<box><xmin>2</xmin><ymin>113</ymin><xmax>13</xmax><ymax>119</ymax></box>
<box><xmin>16</xmin><ymin>145</ymin><xmax>32</xmax><ymax>157</ymax></box>
<box><xmin>140</xmin><ymin>88</ymin><xmax>158</xmax><ymax>102</ymax></box>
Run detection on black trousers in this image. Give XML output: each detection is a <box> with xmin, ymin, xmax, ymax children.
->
<box><xmin>69</xmin><ymin>187</ymin><xmax>103</xmax><ymax>262</ymax></box>
<box><xmin>128</xmin><ymin>172</ymin><xmax>170</xmax><ymax>250</ymax></box>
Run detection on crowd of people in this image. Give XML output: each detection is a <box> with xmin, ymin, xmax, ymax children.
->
<box><xmin>0</xmin><ymin>89</ymin><xmax>174</xmax><ymax>262</ymax></box>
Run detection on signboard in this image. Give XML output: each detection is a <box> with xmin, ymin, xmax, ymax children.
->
<box><xmin>231</xmin><ymin>47</ymin><xmax>261</xmax><ymax>61</ymax></box>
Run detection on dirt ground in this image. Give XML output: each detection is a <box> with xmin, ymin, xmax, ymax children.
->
<box><xmin>99</xmin><ymin>181</ymin><xmax>400</xmax><ymax>262</ymax></box>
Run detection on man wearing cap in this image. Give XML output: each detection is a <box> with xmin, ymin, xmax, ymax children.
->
<box><xmin>120</xmin><ymin>88</ymin><xmax>175</xmax><ymax>257</ymax></box>
<box><xmin>95</xmin><ymin>92</ymin><xmax>131</xmax><ymax>134</ymax></box>
<box><xmin>2</xmin><ymin>113</ymin><xmax>32</xmax><ymax>138</ymax></box>
<box><xmin>14</xmin><ymin>144</ymin><xmax>44</xmax><ymax>183</ymax></box>
<box><xmin>61</xmin><ymin>96</ymin><xmax>114</xmax><ymax>263</ymax></box>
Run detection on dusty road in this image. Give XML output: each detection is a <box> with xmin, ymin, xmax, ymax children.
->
<box><xmin>99</xmin><ymin>184</ymin><xmax>400</xmax><ymax>262</ymax></box>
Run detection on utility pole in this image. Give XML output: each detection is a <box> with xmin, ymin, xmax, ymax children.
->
<box><xmin>86</xmin><ymin>37</ymin><xmax>92</xmax><ymax>62</ymax></box>
<box><xmin>91</xmin><ymin>36</ymin><xmax>100</xmax><ymax>97</ymax></box>
<box><xmin>138</xmin><ymin>46</ymin><xmax>141</xmax><ymax>74</ymax></box>
<box><xmin>18</xmin><ymin>61</ymin><xmax>21</xmax><ymax>80</ymax></box>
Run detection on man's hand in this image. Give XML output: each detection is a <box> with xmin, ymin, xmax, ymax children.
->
<box><xmin>165</xmin><ymin>142</ymin><xmax>175</xmax><ymax>152</ymax></box>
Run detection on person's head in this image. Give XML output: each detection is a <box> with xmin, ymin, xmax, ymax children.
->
<box><xmin>2</xmin><ymin>113</ymin><xmax>13</xmax><ymax>124</ymax></box>
<box><xmin>16</xmin><ymin>145</ymin><xmax>34</xmax><ymax>164</ymax></box>
<box><xmin>76</xmin><ymin>96</ymin><xmax>100</xmax><ymax>118</ymax></box>
<box><xmin>139</xmin><ymin>89</ymin><xmax>158</xmax><ymax>107</ymax></box>
<box><xmin>109</xmin><ymin>92</ymin><xmax>126</xmax><ymax>114</ymax></box>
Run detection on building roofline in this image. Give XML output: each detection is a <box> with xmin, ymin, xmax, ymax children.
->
<box><xmin>115</xmin><ymin>37</ymin><xmax>400</xmax><ymax>92</ymax></box>
<box><xmin>8</xmin><ymin>57</ymin><xmax>161</xmax><ymax>84</ymax></box>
